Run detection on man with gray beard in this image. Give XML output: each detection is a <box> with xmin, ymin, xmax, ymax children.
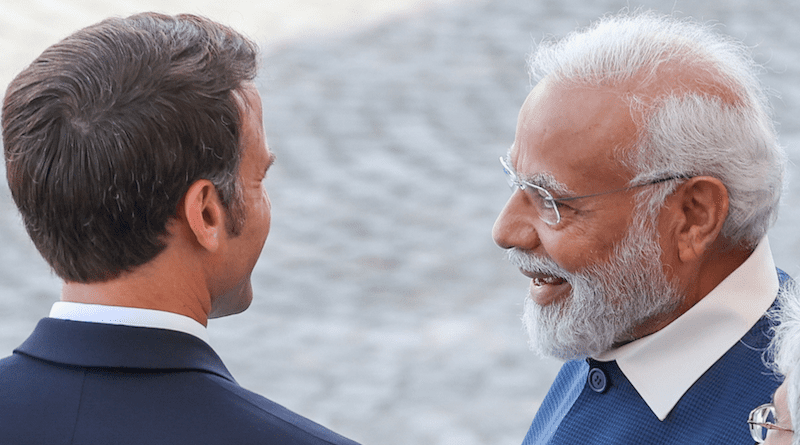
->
<box><xmin>514</xmin><ymin>204</ymin><xmax>680</xmax><ymax>360</ymax></box>
<box><xmin>493</xmin><ymin>11</ymin><xmax>790</xmax><ymax>444</ymax></box>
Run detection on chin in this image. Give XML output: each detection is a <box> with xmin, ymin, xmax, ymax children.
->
<box><xmin>209</xmin><ymin>282</ymin><xmax>253</xmax><ymax>319</ymax></box>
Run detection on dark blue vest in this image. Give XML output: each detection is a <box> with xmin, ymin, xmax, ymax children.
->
<box><xmin>522</xmin><ymin>269</ymin><xmax>788</xmax><ymax>445</ymax></box>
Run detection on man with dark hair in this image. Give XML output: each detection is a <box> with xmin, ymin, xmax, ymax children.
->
<box><xmin>0</xmin><ymin>13</ymin><xmax>359</xmax><ymax>445</ymax></box>
<box><xmin>493</xmin><ymin>11</ymin><xmax>789</xmax><ymax>444</ymax></box>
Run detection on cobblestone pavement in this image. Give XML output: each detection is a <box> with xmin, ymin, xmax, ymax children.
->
<box><xmin>2</xmin><ymin>1</ymin><xmax>800</xmax><ymax>444</ymax></box>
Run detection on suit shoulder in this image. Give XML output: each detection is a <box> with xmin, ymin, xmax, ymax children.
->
<box><xmin>198</xmin><ymin>373</ymin><xmax>361</xmax><ymax>445</ymax></box>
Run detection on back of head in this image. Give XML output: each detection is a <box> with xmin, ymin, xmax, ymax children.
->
<box><xmin>2</xmin><ymin>13</ymin><xmax>259</xmax><ymax>283</ymax></box>
<box><xmin>528</xmin><ymin>11</ymin><xmax>785</xmax><ymax>249</ymax></box>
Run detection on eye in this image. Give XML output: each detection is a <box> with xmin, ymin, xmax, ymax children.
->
<box><xmin>553</xmin><ymin>200</ymin><xmax>578</xmax><ymax>219</ymax></box>
<box><xmin>526</xmin><ymin>187</ymin><xmax>556</xmax><ymax>209</ymax></box>
<box><xmin>541</xmin><ymin>195</ymin><xmax>558</xmax><ymax>210</ymax></box>
<box><xmin>521</xmin><ymin>189</ymin><xmax>555</xmax><ymax>214</ymax></box>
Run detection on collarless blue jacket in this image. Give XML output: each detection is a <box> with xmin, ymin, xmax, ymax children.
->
<box><xmin>522</xmin><ymin>269</ymin><xmax>789</xmax><ymax>445</ymax></box>
<box><xmin>0</xmin><ymin>318</ymin><xmax>360</xmax><ymax>445</ymax></box>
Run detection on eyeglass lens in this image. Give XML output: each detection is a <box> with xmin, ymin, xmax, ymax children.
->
<box><xmin>749</xmin><ymin>404</ymin><xmax>777</xmax><ymax>442</ymax></box>
<box><xmin>500</xmin><ymin>158</ymin><xmax>560</xmax><ymax>225</ymax></box>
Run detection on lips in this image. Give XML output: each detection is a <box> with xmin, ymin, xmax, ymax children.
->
<box><xmin>532</xmin><ymin>276</ymin><xmax>567</xmax><ymax>286</ymax></box>
<box><xmin>519</xmin><ymin>268</ymin><xmax>567</xmax><ymax>286</ymax></box>
<box><xmin>518</xmin><ymin>267</ymin><xmax>570</xmax><ymax>306</ymax></box>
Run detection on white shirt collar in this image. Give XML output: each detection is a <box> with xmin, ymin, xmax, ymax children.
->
<box><xmin>594</xmin><ymin>236</ymin><xmax>778</xmax><ymax>420</ymax></box>
<box><xmin>49</xmin><ymin>301</ymin><xmax>211</xmax><ymax>345</ymax></box>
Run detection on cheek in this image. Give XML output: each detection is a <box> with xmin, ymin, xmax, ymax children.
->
<box><xmin>252</xmin><ymin>186</ymin><xmax>270</xmax><ymax>216</ymax></box>
<box><xmin>259</xmin><ymin>192</ymin><xmax>271</xmax><ymax>236</ymax></box>
<box><xmin>243</xmin><ymin>186</ymin><xmax>271</xmax><ymax>241</ymax></box>
<box><xmin>539</xmin><ymin>225</ymin><xmax>617</xmax><ymax>271</ymax></box>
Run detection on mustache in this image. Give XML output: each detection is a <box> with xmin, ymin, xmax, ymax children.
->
<box><xmin>505</xmin><ymin>248</ymin><xmax>571</xmax><ymax>280</ymax></box>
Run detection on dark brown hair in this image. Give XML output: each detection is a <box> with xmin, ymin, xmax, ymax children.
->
<box><xmin>2</xmin><ymin>12</ymin><xmax>259</xmax><ymax>282</ymax></box>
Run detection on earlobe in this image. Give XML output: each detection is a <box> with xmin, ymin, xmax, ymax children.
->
<box><xmin>181</xmin><ymin>180</ymin><xmax>225</xmax><ymax>252</ymax></box>
<box><xmin>674</xmin><ymin>177</ymin><xmax>729</xmax><ymax>263</ymax></box>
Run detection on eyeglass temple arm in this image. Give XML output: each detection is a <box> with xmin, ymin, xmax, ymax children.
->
<box><xmin>551</xmin><ymin>175</ymin><xmax>692</xmax><ymax>203</ymax></box>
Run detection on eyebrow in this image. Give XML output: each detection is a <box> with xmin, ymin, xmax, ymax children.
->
<box><xmin>262</xmin><ymin>151</ymin><xmax>277</xmax><ymax>176</ymax></box>
<box><xmin>266</xmin><ymin>151</ymin><xmax>277</xmax><ymax>169</ymax></box>
<box><xmin>524</xmin><ymin>171</ymin><xmax>574</xmax><ymax>197</ymax></box>
<box><xmin>502</xmin><ymin>151</ymin><xmax>574</xmax><ymax>197</ymax></box>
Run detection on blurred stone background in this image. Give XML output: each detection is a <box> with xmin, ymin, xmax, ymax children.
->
<box><xmin>1</xmin><ymin>1</ymin><xmax>799</xmax><ymax>444</ymax></box>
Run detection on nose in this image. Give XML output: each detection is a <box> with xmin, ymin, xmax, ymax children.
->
<box><xmin>492</xmin><ymin>191</ymin><xmax>542</xmax><ymax>251</ymax></box>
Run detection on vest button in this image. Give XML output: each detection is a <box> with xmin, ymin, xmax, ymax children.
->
<box><xmin>588</xmin><ymin>367</ymin><xmax>608</xmax><ymax>393</ymax></box>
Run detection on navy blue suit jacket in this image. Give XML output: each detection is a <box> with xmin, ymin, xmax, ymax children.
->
<box><xmin>0</xmin><ymin>318</ymin><xmax>360</xmax><ymax>445</ymax></box>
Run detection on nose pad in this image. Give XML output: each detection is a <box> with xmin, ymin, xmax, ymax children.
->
<box><xmin>492</xmin><ymin>191</ymin><xmax>541</xmax><ymax>251</ymax></box>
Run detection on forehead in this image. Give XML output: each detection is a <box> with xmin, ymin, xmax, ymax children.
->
<box><xmin>512</xmin><ymin>79</ymin><xmax>638</xmax><ymax>193</ymax></box>
<box><xmin>235</xmin><ymin>83</ymin><xmax>272</xmax><ymax>166</ymax></box>
<box><xmin>235</xmin><ymin>82</ymin><xmax>262</xmax><ymax>117</ymax></box>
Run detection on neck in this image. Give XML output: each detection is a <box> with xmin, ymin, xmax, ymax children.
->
<box><xmin>626</xmin><ymin>241</ymin><xmax>754</xmax><ymax>341</ymax></box>
<box><xmin>60</xmin><ymin>251</ymin><xmax>212</xmax><ymax>326</ymax></box>
<box><xmin>681</xmin><ymin>242</ymin><xmax>753</xmax><ymax>311</ymax></box>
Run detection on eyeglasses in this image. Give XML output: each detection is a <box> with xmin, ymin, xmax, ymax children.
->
<box><xmin>499</xmin><ymin>156</ymin><xmax>689</xmax><ymax>226</ymax></box>
<box><xmin>748</xmin><ymin>403</ymin><xmax>794</xmax><ymax>443</ymax></box>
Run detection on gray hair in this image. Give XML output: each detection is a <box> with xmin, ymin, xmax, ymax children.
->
<box><xmin>769</xmin><ymin>280</ymin><xmax>800</xmax><ymax>444</ymax></box>
<box><xmin>528</xmin><ymin>11</ymin><xmax>785</xmax><ymax>248</ymax></box>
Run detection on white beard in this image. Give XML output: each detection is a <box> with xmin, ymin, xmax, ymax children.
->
<box><xmin>510</xmin><ymin>219</ymin><xmax>681</xmax><ymax>360</ymax></box>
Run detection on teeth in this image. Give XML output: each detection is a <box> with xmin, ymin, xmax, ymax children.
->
<box><xmin>533</xmin><ymin>276</ymin><xmax>561</xmax><ymax>286</ymax></box>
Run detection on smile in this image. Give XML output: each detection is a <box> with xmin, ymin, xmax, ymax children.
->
<box><xmin>519</xmin><ymin>268</ymin><xmax>568</xmax><ymax>286</ymax></box>
<box><xmin>533</xmin><ymin>276</ymin><xmax>567</xmax><ymax>286</ymax></box>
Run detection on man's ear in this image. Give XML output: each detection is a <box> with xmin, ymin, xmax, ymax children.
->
<box><xmin>671</xmin><ymin>176</ymin><xmax>729</xmax><ymax>263</ymax></box>
<box><xmin>181</xmin><ymin>179</ymin><xmax>225</xmax><ymax>252</ymax></box>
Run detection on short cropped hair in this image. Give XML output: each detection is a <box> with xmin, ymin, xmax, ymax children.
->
<box><xmin>2</xmin><ymin>12</ymin><xmax>259</xmax><ymax>283</ymax></box>
<box><xmin>528</xmin><ymin>11</ymin><xmax>785</xmax><ymax>248</ymax></box>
